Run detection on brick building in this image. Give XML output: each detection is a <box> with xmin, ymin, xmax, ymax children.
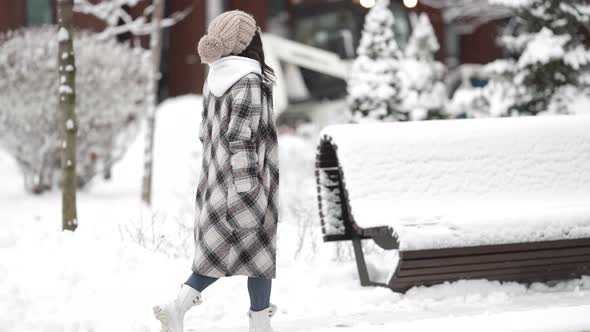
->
<box><xmin>0</xmin><ymin>0</ymin><xmax>504</xmax><ymax>99</ymax></box>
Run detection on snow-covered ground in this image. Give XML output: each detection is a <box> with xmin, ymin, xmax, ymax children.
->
<box><xmin>2</xmin><ymin>95</ymin><xmax>590</xmax><ymax>332</ymax></box>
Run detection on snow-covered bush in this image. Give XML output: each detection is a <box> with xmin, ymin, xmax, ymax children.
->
<box><xmin>547</xmin><ymin>85</ymin><xmax>590</xmax><ymax>115</ymax></box>
<box><xmin>347</xmin><ymin>0</ymin><xmax>404</xmax><ymax>122</ymax></box>
<box><xmin>453</xmin><ymin>0</ymin><xmax>590</xmax><ymax>118</ymax></box>
<box><xmin>398</xmin><ymin>13</ymin><xmax>448</xmax><ymax>120</ymax></box>
<box><xmin>447</xmin><ymin>87</ymin><xmax>487</xmax><ymax>118</ymax></box>
<box><xmin>0</xmin><ymin>27</ymin><xmax>151</xmax><ymax>193</ymax></box>
<box><xmin>490</xmin><ymin>0</ymin><xmax>590</xmax><ymax>115</ymax></box>
<box><xmin>447</xmin><ymin>60</ymin><xmax>520</xmax><ymax>118</ymax></box>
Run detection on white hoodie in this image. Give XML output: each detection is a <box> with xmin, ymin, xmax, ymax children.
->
<box><xmin>206</xmin><ymin>55</ymin><xmax>262</xmax><ymax>97</ymax></box>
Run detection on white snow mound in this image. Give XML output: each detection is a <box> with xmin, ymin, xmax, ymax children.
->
<box><xmin>319</xmin><ymin>115</ymin><xmax>590</xmax><ymax>250</ymax></box>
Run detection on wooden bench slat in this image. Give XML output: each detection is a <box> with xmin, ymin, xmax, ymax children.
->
<box><xmin>397</xmin><ymin>254</ymin><xmax>590</xmax><ymax>277</ymax></box>
<box><xmin>401</xmin><ymin>245</ymin><xmax>590</xmax><ymax>269</ymax></box>
<box><xmin>389</xmin><ymin>268</ymin><xmax>588</xmax><ymax>292</ymax></box>
<box><xmin>389</xmin><ymin>261</ymin><xmax>590</xmax><ymax>290</ymax></box>
<box><xmin>400</xmin><ymin>238</ymin><xmax>590</xmax><ymax>260</ymax></box>
<box><xmin>393</xmin><ymin>260</ymin><xmax>590</xmax><ymax>283</ymax></box>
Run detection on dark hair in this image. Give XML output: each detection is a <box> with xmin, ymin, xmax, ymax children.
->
<box><xmin>238</xmin><ymin>30</ymin><xmax>276</xmax><ymax>85</ymax></box>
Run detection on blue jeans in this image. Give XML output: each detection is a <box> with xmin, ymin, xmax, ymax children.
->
<box><xmin>185</xmin><ymin>272</ymin><xmax>272</xmax><ymax>312</ymax></box>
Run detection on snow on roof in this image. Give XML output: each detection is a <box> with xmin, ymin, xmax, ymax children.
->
<box><xmin>317</xmin><ymin>115</ymin><xmax>590</xmax><ymax>250</ymax></box>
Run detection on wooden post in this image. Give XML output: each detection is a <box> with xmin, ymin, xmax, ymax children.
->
<box><xmin>141</xmin><ymin>0</ymin><xmax>165</xmax><ymax>205</ymax></box>
<box><xmin>352</xmin><ymin>237</ymin><xmax>372</xmax><ymax>286</ymax></box>
<box><xmin>57</xmin><ymin>0</ymin><xmax>78</xmax><ymax>231</ymax></box>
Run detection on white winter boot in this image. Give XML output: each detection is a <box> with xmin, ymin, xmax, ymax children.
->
<box><xmin>248</xmin><ymin>304</ymin><xmax>277</xmax><ymax>332</ymax></box>
<box><xmin>153</xmin><ymin>284</ymin><xmax>202</xmax><ymax>332</ymax></box>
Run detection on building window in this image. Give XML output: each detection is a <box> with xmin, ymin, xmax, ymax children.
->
<box><xmin>26</xmin><ymin>0</ymin><xmax>53</xmax><ymax>26</ymax></box>
<box><xmin>269</xmin><ymin>0</ymin><xmax>287</xmax><ymax>18</ymax></box>
<box><xmin>390</xmin><ymin>1</ymin><xmax>411</xmax><ymax>50</ymax></box>
<box><xmin>294</xmin><ymin>9</ymin><xmax>359</xmax><ymax>59</ymax></box>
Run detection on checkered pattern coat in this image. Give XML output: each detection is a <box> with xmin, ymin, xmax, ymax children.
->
<box><xmin>192</xmin><ymin>73</ymin><xmax>279</xmax><ymax>279</ymax></box>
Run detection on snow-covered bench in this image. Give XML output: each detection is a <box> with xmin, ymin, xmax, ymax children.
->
<box><xmin>315</xmin><ymin>115</ymin><xmax>590</xmax><ymax>292</ymax></box>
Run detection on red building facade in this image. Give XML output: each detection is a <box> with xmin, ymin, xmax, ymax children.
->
<box><xmin>1</xmin><ymin>0</ymin><xmax>503</xmax><ymax>97</ymax></box>
<box><xmin>0</xmin><ymin>0</ymin><xmax>269</xmax><ymax>96</ymax></box>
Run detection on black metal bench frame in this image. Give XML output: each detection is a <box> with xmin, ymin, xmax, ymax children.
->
<box><xmin>316</xmin><ymin>135</ymin><xmax>590</xmax><ymax>292</ymax></box>
<box><xmin>315</xmin><ymin>137</ymin><xmax>398</xmax><ymax>288</ymax></box>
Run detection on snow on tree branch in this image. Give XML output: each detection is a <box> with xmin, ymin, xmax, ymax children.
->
<box><xmin>419</xmin><ymin>0</ymin><xmax>512</xmax><ymax>33</ymax></box>
<box><xmin>449</xmin><ymin>0</ymin><xmax>590</xmax><ymax>117</ymax></box>
<box><xmin>73</xmin><ymin>0</ymin><xmax>192</xmax><ymax>40</ymax></box>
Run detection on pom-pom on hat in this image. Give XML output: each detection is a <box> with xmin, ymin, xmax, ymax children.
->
<box><xmin>197</xmin><ymin>10</ymin><xmax>258</xmax><ymax>64</ymax></box>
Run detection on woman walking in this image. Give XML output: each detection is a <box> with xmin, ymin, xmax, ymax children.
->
<box><xmin>153</xmin><ymin>10</ymin><xmax>279</xmax><ymax>332</ymax></box>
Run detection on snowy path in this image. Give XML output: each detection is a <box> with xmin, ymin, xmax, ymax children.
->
<box><xmin>182</xmin><ymin>274</ymin><xmax>590</xmax><ymax>332</ymax></box>
<box><xmin>192</xmin><ymin>305</ymin><xmax>590</xmax><ymax>332</ymax></box>
<box><xmin>2</xmin><ymin>96</ymin><xmax>590</xmax><ymax>332</ymax></box>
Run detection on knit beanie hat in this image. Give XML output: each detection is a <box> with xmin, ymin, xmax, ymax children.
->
<box><xmin>197</xmin><ymin>10</ymin><xmax>258</xmax><ymax>64</ymax></box>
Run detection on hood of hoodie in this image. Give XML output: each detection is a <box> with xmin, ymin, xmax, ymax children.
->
<box><xmin>206</xmin><ymin>55</ymin><xmax>262</xmax><ymax>97</ymax></box>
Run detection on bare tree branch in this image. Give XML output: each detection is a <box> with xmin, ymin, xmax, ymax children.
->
<box><xmin>73</xmin><ymin>0</ymin><xmax>192</xmax><ymax>40</ymax></box>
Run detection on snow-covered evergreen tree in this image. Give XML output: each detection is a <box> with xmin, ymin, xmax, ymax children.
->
<box><xmin>405</xmin><ymin>13</ymin><xmax>439</xmax><ymax>61</ymax></box>
<box><xmin>347</xmin><ymin>0</ymin><xmax>403</xmax><ymax>122</ymax></box>
<box><xmin>399</xmin><ymin>13</ymin><xmax>447</xmax><ymax>120</ymax></box>
<box><xmin>491</xmin><ymin>0</ymin><xmax>590</xmax><ymax>114</ymax></box>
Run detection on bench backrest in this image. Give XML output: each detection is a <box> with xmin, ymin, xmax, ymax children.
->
<box><xmin>319</xmin><ymin>115</ymin><xmax>590</xmax><ymax>204</ymax></box>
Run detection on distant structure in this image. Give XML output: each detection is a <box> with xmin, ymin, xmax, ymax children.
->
<box><xmin>0</xmin><ymin>0</ymin><xmax>505</xmax><ymax>100</ymax></box>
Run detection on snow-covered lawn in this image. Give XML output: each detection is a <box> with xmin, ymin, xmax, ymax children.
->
<box><xmin>2</xmin><ymin>96</ymin><xmax>590</xmax><ymax>332</ymax></box>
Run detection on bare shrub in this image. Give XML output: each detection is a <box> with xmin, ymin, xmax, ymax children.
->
<box><xmin>0</xmin><ymin>27</ymin><xmax>152</xmax><ymax>193</ymax></box>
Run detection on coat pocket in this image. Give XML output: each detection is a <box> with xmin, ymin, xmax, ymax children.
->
<box><xmin>230</xmin><ymin>150</ymin><xmax>258</xmax><ymax>192</ymax></box>
<box><xmin>226</xmin><ymin>177</ymin><xmax>269</xmax><ymax>230</ymax></box>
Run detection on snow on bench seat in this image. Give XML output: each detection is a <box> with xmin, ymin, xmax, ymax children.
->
<box><xmin>355</xmin><ymin>199</ymin><xmax>590</xmax><ymax>250</ymax></box>
<box><xmin>318</xmin><ymin>115</ymin><xmax>590</xmax><ymax>251</ymax></box>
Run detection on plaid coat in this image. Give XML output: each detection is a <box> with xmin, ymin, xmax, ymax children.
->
<box><xmin>192</xmin><ymin>73</ymin><xmax>279</xmax><ymax>279</ymax></box>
